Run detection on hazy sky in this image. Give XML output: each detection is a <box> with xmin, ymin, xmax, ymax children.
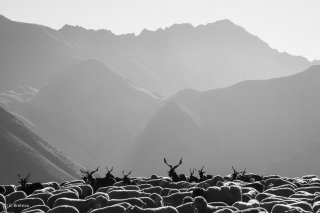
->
<box><xmin>1</xmin><ymin>0</ymin><xmax>319</xmax><ymax>60</ymax></box>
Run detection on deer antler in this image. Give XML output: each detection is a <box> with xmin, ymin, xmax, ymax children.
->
<box><xmin>90</xmin><ymin>166</ymin><xmax>100</xmax><ymax>175</ymax></box>
<box><xmin>173</xmin><ymin>158</ymin><xmax>182</xmax><ymax>170</ymax></box>
<box><xmin>106</xmin><ymin>166</ymin><xmax>114</xmax><ymax>172</ymax></box>
<box><xmin>232</xmin><ymin>166</ymin><xmax>238</xmax><ymax>173</ymax></box>
<box><xmin>80</xmin><ymin>169</ymin><xmax>89</xmax><ymax>175</ymax></box>
<box><xmin>164</xmin><ymin>158</ymin><xmax>172</xmax><ymax>168</ymax></box>
<box><xmin>127</xmin><ymin>170</ymin><xmax>132</xmax><ymax>176</ymax></box>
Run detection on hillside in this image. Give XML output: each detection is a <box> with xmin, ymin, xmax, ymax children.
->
<box><xmin>0</xmin><ymin>107</ymin><xmax>82</xmax><ymax>184</ymax></box>
<box><xmin>127</xmin><ymin>65</ymin><xmax>320</xmax><ymax>177</ymax></box>
<box><xmin>23</xmin><ymin>59</ymin><xmax>161</xmax><ymax>169</ymax></box>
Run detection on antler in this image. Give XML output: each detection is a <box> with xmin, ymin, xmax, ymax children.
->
<box><xmin>106</xmin><ymin>165</ymin><xmax>113</xmax><ymax>173</ymax></box>
<box><xmin>241</xmin><ymin>168</ymin><xmax>246</xmax><ymax>176</ymax></box>
<box><xmin>173</xmin><ymin>157</ymin><xmax>182</xmax><ymax>169</ymax></box>
<box><xmin>80</xmin><ymin>169</ymin><xmax>89</xmax><ymax>175</ymax></box>
<box><xmin>232</xmin><ymin>166</ymin><xmax>238</xmax><ymax>174</ymax></box>
<box><xmin>127</xmin><ymin>170</ymin><xmax>132</xmax><ymax>176</ymax></box>
<box><xmin>163</xmin><ymin>158</ymin><xmax>172</xmax><ymax>168</ymax></box>
<box><xmin>90</xmin><ymin>166</ymin><xmax>100</xmax><ymax>175</ymax></box>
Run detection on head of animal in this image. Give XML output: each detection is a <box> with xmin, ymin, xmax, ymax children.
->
<box><xmin>18</xmin><ymin>173</ymin><xmax>30</xmax><ymax>190</ymax></box>
<box><xmin>196</xmin><ymin>166</ymin><xmax>206</xmax><ymax>179</ymax></box>
<box><xmin>105</xmin><ymin>165</ymin><xmax>115</xmax><ymax>179</ymax></box>
<box><xmin>80</xmin><ymin>166</ymin><xmax>99</xmax><ymax>184</ymax></box>
<box><xmin>122</xmin><ymin>170</ymin><xmax>133</xmax><ymax>185</ymax></box>
<box><xmin>231</xmin><ymin>166</ymin><xmax>240</xmax><ymax>180</ymax></box>
<box><xmin>163</xmin><ymin>157</ymin><xmax>183</xmax><ymax>181</ymax></box>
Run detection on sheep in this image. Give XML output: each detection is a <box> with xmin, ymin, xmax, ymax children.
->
<box><xmin>296</xmin><ymin>186</ymin><xmax>320</xmax><ymax>194</ymax></box>
<box><xmin>137</xmin><ymin>184</ymin><xmax>153</xmax><ymax>190</ymax></box>
<box><xmin>85</xmin><ymin>192</ymin><xmax>109</xmax><ymax>200</ymax></box>
<box><xmin>244</xmin><ymin>182</ymin><xmax>264</xmax><ymax>193</ymax></box>
<box><xmin>5</xmin><ymin>190</ymin><xmax>27</xmax><ymax>205</ymax></box>
<box><xmin>192</xmin><ymin>196</ymin><xmax>237</xmax><ymax>213</ymax></box>
<box><xmin>271</xmin><ymin>204</ymin><xmax>307</xmax><ymax>213</ymax></box>
<box><xmin>0</xmin><ymin>186</ymin><xmax>6</xmax><ymax>195</ymax></box>
<box><xmin>176</xmin><ymin>202</ymin><xmax>194</xmax><ymax>213</ymax></box>
<box><xmin>0</xmin><ymin>202</ymin><xmax>6</xmax><ymax>213</ymax></box>
<box><xmin>255</xmin><ymin>192</ymin><xmax>275</xmax><ymax>202</ymax></box>
<box><xmin>182</xmin><ymin>196</ymin><xmax>193</xmax><ymax>204</ymax></box>
<box><xmin>140</xmin><ymin>197</ymin><xmax>157</xmax><ymax>208</ymax></box>
<box><xmin>0</xmin><ymin>193</ymin><xmax>5</xmax><ymax>204</ymax></box>
<box><xmin>142</xmin><ymin>186</ymin><xmax>163</xmax><ymax>195</ymax></box>
<box><xmin>42</xmin><ymin>181</ymin><xmax>59</xmax><ymax>190</ymax></box>
<box><xmin>233</xmin><ymin>207</ymin><xmax>268</xmax><ymax>213</ymax></box>
<box><xmin>124</xmin><ymin>205</ymin><xmax>178</xmax><ymax>213</ymax></box>
<box><xmin>162</xmin><ymin>191</ymin><xmax>192</xmax><ymax>207</ymax></box>
<box><xmin>149</xmin><ymin>193</ymin><xmax>163</xmax><ymax>207</ymax></box>
<box><xmin>232</xmin><ymin>199</ymin><xmax>260</xmax><ymax>210</ymax></box>
<box><xmin>264</xmin><ymin>187</ymin><xmax>295</xmax><ymax>197</ymax></box>
<box><xmin>195</xmin><ymin>175</ymin><xmax>224</xmax><ymax>189</ymax></box>
<box><xmin>28</xmin><ymin>192</ymin><xmax>52</xmax><ymax>204</ymax></box>
<box><xmin>21</xmin><ymin>205</ymin><xmax>50</xmax><ymax>213</ymax></box>
<box><xmin>108</xmin><ymin>190</ymin><xmax>151</xmax><ymax>199</ymax></box>
<box><xmin>192</xmin><ymin>185</ymin><xmax>242</xmax><ymax>205</ymax></box>
<box><xmin>1</xmin><ymin>185</ymin><xmax>16</xmax><ymax>195</ymax></box>
<box><xmin>18</xmin><ymin>173</ymin><xmax>44</xmax><ymax>195</ymax></box>
<box><xmin>313</xmin><ymin>200</ymin><xmax>320</xmax><ymax>212</ymax></box>
<box><xmin>160</xmin><ymin>188</ymin><xmax>171</xmax><ymax>196</ymax></box>
<box><xmin>90</xmin><ymin>204</ymin><xmax>126</xmax><ymax>213</ymax></box>
<box><xmin>289</xmin><ymin>201</ymin><xmax>313</xmax><ymax>212</ymax></box>
<box><xmin>7</xmin><ymin>197</ymin><xmax>44</xmax><ymax>213</ymax></box>
<box><xmin>53</xmin><ymin>197</ymin><xmax>96</xmax><ymax>213</ymax></box>
<box><xmin>47</xmin><ymin>205</ymin><xmax>80</xmax><ymax>213</ymax></box>
<box><xmin>260</xmin><ymin>201</ymin><xmax>288</xmax><ymax>212</ymax></box>
<box><xmin>47</xmin><ymin>191</ymin><xmax>79</xmax><ymax>208</ymax></box>
<box><xmin>94</xmin><ymin>195</ymin><xmax>146</xmax><ymax>208</ymax></box>
<box><xmin>61</xmin><ymin>186</ymin><xmax>83</xmax><ymax>198</ymax></box>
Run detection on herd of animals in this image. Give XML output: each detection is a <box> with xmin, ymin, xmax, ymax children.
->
<box><xmin>1</xmin><ymin>158</ymin><xmax>320</xmax><ymax>213</ymax></box>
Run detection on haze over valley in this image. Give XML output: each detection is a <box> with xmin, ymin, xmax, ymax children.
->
<box><xmin>0</xmin><ymin>10</ymin><xmax>319</xmax><ymax>182</ymax></box>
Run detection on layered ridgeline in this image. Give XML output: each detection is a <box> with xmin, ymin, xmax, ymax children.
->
<box><xmin>0</xmin><ymin>107</ymin><xmax>82</xmax><ymax>184</ymax></box>
<box><xmin>0</xmin><ymin>14</ymin><xmax>311</xmax><ymax>96</ymax></box>
<box><xmin>127</xmin><ymin>65</ymin><xmax>320</xmax><ymax>177</ymax></box>
<box><xmin>23</xmin><ymin>59</ymin><xmax>160</xmax><ymax>169</ymax></box>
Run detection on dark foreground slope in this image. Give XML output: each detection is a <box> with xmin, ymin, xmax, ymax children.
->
<box><xmin>0</xmin><ymin>107</ymin><xmax>82</xmax><ymax>184</ymax></box>
<box><xmin>127</xmin><ymin>65</ymin><xmax>320</xmax><ymax>177</ymax></box>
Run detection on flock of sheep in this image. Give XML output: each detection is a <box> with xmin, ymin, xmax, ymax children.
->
<box><xmin>1</xmin><ymin>158</ymin><xmax>320</xmax><ymax>213</ymax></box>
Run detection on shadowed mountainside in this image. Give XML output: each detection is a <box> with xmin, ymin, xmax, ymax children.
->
<box><xmin>23</xmin><ymin>59</ymin><xmax>161</xmax><ymax>169</ymax></box>
<box><xmin>127</xmin><ymin>65</ymin><xmax>320</xmax><ymax>177</ymax></box>
<box><xmin>0</xmin><ymin>107</ymin><xmax>82</xmax><ymax>184</ymax></box>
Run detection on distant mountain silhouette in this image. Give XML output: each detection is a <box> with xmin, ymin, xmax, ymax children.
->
<box><xmin>59</xmin><ymin>19</ymin><xmax>311</xmax><ymax>95</ymax></box>
<box><xmin>127</xmin><ymin>65</ymin><xmax>320</xmax><ymax>177</ymax></box>
<box><xmin>0</xmin><ymin>107</ymin><xmax>82</xmax><ymax>184</ymax></box>
<box><xmin>0</xmin><ymin>14</ymin><xmax>311</xmax><ymax>95</ymax></box>
<box><xmin>24</xmin><ymin>59</ymin><xmax>160</xmax><ymax>169</ymax></box>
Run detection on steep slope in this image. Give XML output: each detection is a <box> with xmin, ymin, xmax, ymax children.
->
<box><xmin>0</xmin><ymin>107</ymin><xmax>82</xmax><ymax>184</ymax></box>
<box><xmin>128</xmin><ymin>65</ymin><xmax>320</xmax><ymax>177</ymax></box>
<box><xmin>25</xmin><ymin>59</ymin><xmax>160</xmax><ymax>169</ymax></box>
<box><xmin>59</xmin><ymin>20</ymin><xmax>311</xmax><ymax>95</ymax></box>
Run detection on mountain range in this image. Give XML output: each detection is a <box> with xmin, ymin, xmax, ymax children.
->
<box><xmin>127</xmin><ymin>65</ymin><xmax>320</xmax><ymax>177</ymax></box>
<box><xmin>0</xmin><ymin>14</ymin><xmax>319</xmax><ymax>178</ymax></box>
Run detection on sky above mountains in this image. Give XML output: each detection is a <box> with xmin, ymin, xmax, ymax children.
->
<box><xmin>0</xmin><ymin>0</ymin><xmax>319</xmax><ymax>61</ymax></box>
